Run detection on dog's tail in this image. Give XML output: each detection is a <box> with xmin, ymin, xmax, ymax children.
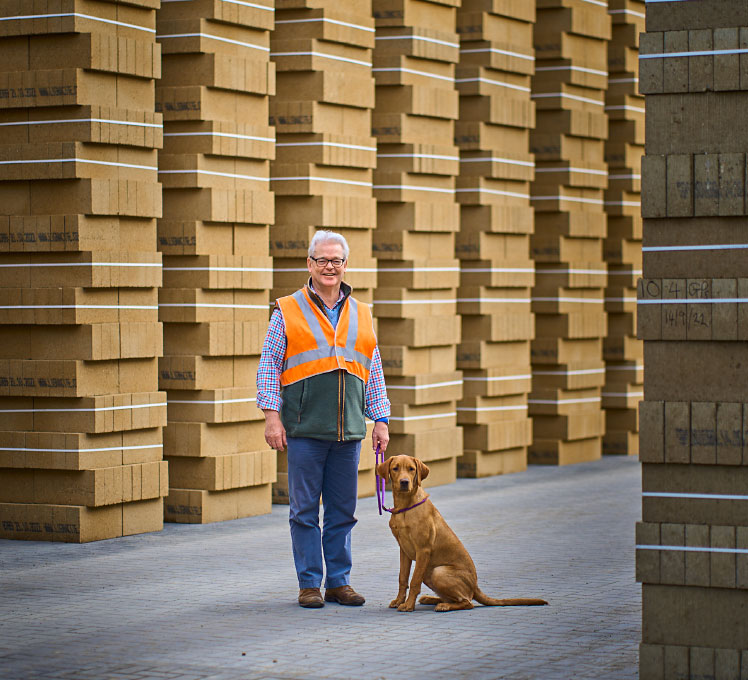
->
<box><xmin>474</xmin><ymin>588</ymin><xmax>548</xmax><ymax>607</ymax></box>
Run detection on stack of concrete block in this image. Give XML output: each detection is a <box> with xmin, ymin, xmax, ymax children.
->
<box><xmin>453</xmin><ymin>0</ymin><xmax>536</xmax><ymax>478</ymax></box>
<box><xmin>269</xmin><ymin>0</ymin><xmax>379</xmax><ymax>501</ymax></box>
<box><xmin>602</xmin><ymin>0</ymin><xmax>644</xmax><ymax>456</ymax></box>
<box><xmin>637</xmin><ymin>2</ymin><xmax>748</xmax><ymax>676</ymax></box>
<box><xmin>156</xmin><ymin>0</ymin><xmax>277</xmax><ymax>523</ymax></box>
<box><xmin>0</xmin><ymin>0</ymin><xmax>168</xmax><ymax>542</ymax></box>
<box><xmin>529</xmin><ymin>0</ymin><xmax>611</xmax><ymax>465</ymax></box>
<box><xmin>372</xmin><ymin>0</ymin><xmax>463</xmax><ymax>487</ymax></box>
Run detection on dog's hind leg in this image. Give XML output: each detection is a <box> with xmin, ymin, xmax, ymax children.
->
<box><xmin>434</xmin><ymin>599</ymin><xmax>474</xmax><ymax>612</ymax></box>
<box><xmin>418</xmin><ymin>595</ymin><xmax>442</xmax><ymax>605</ymax></box>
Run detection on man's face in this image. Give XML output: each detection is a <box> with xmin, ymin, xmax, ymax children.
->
<box><xmin>307</xmin><ymin>241</ymin><xmax>347</xmax><ymax>294</ymax></box>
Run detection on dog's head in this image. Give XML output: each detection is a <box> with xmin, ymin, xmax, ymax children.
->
<box><xmin>376</xmin><ymin>454</ymin><xmax>429</xmax><ymax>493</ymax></box>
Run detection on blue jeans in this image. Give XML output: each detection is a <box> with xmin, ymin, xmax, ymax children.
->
<box><xmin>287</xmin><ymin>437</ymin><xmax>361</xmax><ymax>589</ymax></box>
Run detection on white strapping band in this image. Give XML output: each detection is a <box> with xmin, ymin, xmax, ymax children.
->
<box><xmin>643</xmin><ymin>491</ymin><xmax>748</xmax><ymax>501</ymax></box>
<box><xmin>641</xmin><ymin>47</ymin><xmax>748</xmax><ymax>59</ymax></box>
<box><xmin>456</xmin><ymin>405</ymin><xmax>527</xmax><ymax>412</ymax></box>
<box><xmin>460</xmin><ymin>47</ymin><xmax>534</xmax><ymax>62</ymax></box>
<box><xmin>270</xmin><ymin>51</ymin><xmax>370</xmax><ymax>67</ymax></box>
<box><xmin>156</xmin><ymin>33</ymin><xmax>269</xmax><ymax>51</ymax></box>
<box><xmin>455</xmin><ymin>77</ymin><xmax>530</xmax><ymax>93</ymax></box>
<box><xmin>0</xmin><ymin>12</ymin><xmax>155</xmax><ymax>33</ymax></box>
<box><xmin>642</xmin><ymin>243</ymin><xmax>748</xmax><ymax>252</ymax></box>
<box><xmin>376</xmin><ymin>35</ymin><xmax>459</xmax><ymax>49</ymax></box>
<box><xmin>159</xmin><ymin>303</ymin><xmax>267</xmax><ymax>309</ymax></box>
<box><xmin>274</xmin><ymin>176</ymin><xmax>371</xmax><ymax>187</ymax></box>
<box><xmin>164</xmin><ymin>131</ymin><xmax>274</xmax><ymax>142</ymax></box>
<box><xmin>388</xmin><ymin>380</ymin><xmax>462</xmax><ymax>390</ymax></box>
<box><xmin>637</xmin><ymin>298</ymin><xmax>748</xmax><ymax>304</ymax></box>
<box><xmin>459</xmin><ymin>156</ymin><xmax>535</xmax><ymax>168</ymax></box>
<box><xmin>388</xmin><ymin>412</ymin><xmax>456</xmax><ymax>421</ymax></box>
<box><xmin>162</xmin><ymin>0</ymin><xmax>273</xmax><ymax>11</ymax></box>
<box><xmin>0</xmin><ymin>443</ymin><xmax>162</xmax><ymax>453</ymax></box>
<box><xmin>159</xmin><ymin>169</ymin><xmax>268</xmax><ymax>182</ymax></box>
<box><xmin>0</xmin><ymin>401</ymin><xmax>164</xmax><ymax>414</ymax></box>
<box><xmin>528</xmin><ymin>397</ymin><xmax>602</xmax><ymax>404</ymax></box>
<box><xmin>0</xmin><ymin>159</ymin><xmax>156</xmax><ymax>171</ymax></box>
<box><xmin>373</xmin><ymin>67</ymin><xmax>453</xmax><ymax>83</ymax></box>
<box><xmin>464</xmin><ymin>375</ymin><xmax>532</xmax><ymax>382</ymax></box>
<box><xmin>0</xmin><ymin>118</ymin><xmax>162</xmax><ymax>129</ymax></box>
<box><xmin>279</xmin><ymin>141</ymin><xmax>375</xmax><ymax>151</ymax></box>
<box><xmin>274</xmin><ymin>17</ymin><xmax>373</xmax><ymax>32</ymax></box>
<box><xmin>168</xmin><ymin>397</ymin><xmax>256</xmax><ymax>404</ymax></box>
<box><xmin>636</xmin><ymin>544</ymin><xmax>748</xmax><ymax>555</ymax></box>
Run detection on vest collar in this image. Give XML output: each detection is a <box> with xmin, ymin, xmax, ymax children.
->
<box><xmin>305</xmin><ymin>278</ymin><xmax>352</xmax><ymax>316</ymax></box>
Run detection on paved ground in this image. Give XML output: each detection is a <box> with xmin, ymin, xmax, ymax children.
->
<box><xmin>0</xmin><ymin>456</ymin><xmax>641</xmax><ymax>680</ymax></box>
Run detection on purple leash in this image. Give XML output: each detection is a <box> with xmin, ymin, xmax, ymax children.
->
<box><xmin>375</xmin><ymin>445</ymin><xmax>429</xmax><ymax>515</ymax></box>
<box><xmin>375</xmin><ymin>444</ymin><xmax>386</xmax><ymax>515</ymax></box>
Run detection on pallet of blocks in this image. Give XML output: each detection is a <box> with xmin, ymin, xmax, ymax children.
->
<box><xmin>371</xmin><ymin>0</ymin><xmax>464</xmax><ymax>486</ymax></box>
<box><xmin>453</xmin><ymin>0</ymin><xmax>536</xmax><ymax>478</ymax></box>
<box><xmin>269</xmin><ymin>0</ymin><xmax>379</xmax><ymax>500</ymax></box>
<box><xmin>528</xmin><ymin>0</ymin><xmax>611</xmax><ymax>465</ymax></box>
<box><xmin>637</xmin><ymin>2</ymin><xmax>748</xmax><ymax>677</ymax></box>
<box><xmin>602</xmin><ymin>0</ymin><xmax>644</xmax><ymax>456</ymax></box>
<box><xmin>155</xmin><ymin>0</ymin><xmax>277</xmax><ymax>523</ymax></box>
<box><xmin>0</xmin><ymin>0</ymin><xmax>168</xmax><ymax>542</ymax></box>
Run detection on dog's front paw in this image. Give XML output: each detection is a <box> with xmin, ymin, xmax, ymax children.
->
<box><xmin>397</xmin><ymin>602</ymin><xmax>415</xmax><ymax>612</ymax></box>
<box><xmin>389</xmin><ymin>598</ymin><xmax>405</xmax><ymax>608</ymax></box>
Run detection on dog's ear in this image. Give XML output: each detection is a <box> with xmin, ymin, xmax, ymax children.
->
<box><xmin>415</xmin><ymin>458</ymin><xmax>429</xmax><ymax>485</ymax></box>
<box><xmin>376</xmin><ymin>456</ymin><xmax>392</xmax><ymax>480</ymax></box>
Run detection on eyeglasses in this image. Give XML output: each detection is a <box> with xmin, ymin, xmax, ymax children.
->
<box><xmin>309</xmin><ymin>257</ymin><xmax>346</xmax><ymax>268</ymax></box>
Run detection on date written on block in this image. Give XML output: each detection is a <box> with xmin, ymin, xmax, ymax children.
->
<box><xmin>637</xmin><ymin>277</ymin><xmax>748</xmax><ymax>341</ymax></box>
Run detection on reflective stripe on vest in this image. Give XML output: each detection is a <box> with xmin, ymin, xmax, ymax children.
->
<box><xmin>277</xmin><ymin>287</ymin><xmax>376</xmax><ymax>386</ymax></box>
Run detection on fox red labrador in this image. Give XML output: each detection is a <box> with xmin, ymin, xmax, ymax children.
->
<box><xmin>377</xmin><ymin>454</ymin><xmax>548</xmax><ymax>612</ymax></box>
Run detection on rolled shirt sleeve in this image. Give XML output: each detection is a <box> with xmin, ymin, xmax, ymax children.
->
<box><xmin>256</xmin><ymin>308</ymin><xmax>286</xmax><ymax>412</ymax></box>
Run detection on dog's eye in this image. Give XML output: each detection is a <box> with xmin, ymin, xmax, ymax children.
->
<box><xmin>393</xmin><ymin>466</ymin><xmax>399</xmax><ymax>470</ymax></box>
<box><xmin>409</xmin><ymin>467</ymin><xmax>415</xmax><ymax>471</ymax></box>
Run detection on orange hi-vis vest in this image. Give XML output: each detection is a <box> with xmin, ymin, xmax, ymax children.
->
<box><xmin>276</xmin><ymin>286</ymin><xmax>377</xmax><ymax>387</ymax></box>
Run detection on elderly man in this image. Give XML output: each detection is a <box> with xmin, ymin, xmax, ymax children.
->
<box><xmin>257</xmin><ymin>230</ymin><xmax>390</xmax><ymax>608</ymax></box>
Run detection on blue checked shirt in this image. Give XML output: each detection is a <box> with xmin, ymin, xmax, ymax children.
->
<box><xmin>256</xmin><ymin>287</ymin><xmax>391</xmax><ymax>422</ymax></box>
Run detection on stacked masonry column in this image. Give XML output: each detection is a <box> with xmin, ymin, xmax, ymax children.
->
<box><xmin>372</xmin><ymin>0</ymin><xmax>463</xmax><ymax>486</ymax></box>
<box><xmin>601</xmin><ymin>0</ymin><xmax>644</xmax><ymax>456</ymax></box>
<box><xmin>269</xmin><ymin>0</ymin><xmax>379</xmax><ymax>502</ymax></box>
<box><xmin>156</xmin><ymin>0</ymin><xmax>277</xmax><ymax>524</ymax></box>
<box><xmin>528</xmin><ymin>0</ymin><xmax>611</xmax><ymax>466</ymax></box>
<box><xmin>0</xmin><ymin>1</ymin><xmax>167</xmax><ymax>541</ymax></box>
<box><xmin>637</xmin><ymin>2</ymin><xmax>748</xmax><ymax>675</ymax></box>
<box><xmin>454</xmin><ymin>0</ymin><xmax>536</xmax><ymax>478</ymax></box>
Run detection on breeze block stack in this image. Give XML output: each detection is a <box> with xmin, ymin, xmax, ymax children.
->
<box><xmin>452</xmin><ymin>0</ymin><xmax>536</xmax><ymax>478</ymax></box>
<box><xmin>269</xmin><ymin>0</ymin><xmax>379</xmax><ymax>502</ymax></box>
<box><xmin>155</xmin><ymin>0</ymin><xmax>277</xmax><ymax>523</ymax></box>
<box><xmin>0</xmin><ymin>0</ymin><xmax>168</xmax><ymax>542</ymax></box>
<box><xmin>637</xmin><ymin>2</ymin><xmax>748</xmax><ymax>676</ymax></box>
<box><xmin>372</xmin><ymin>0</ymin><xmax>463</xmax><ymax>488</ymax></box>
<box><xmin>528</xmin><ymin>0</ymin><xmax>610</xmax><ymax>465</ymax></box>
<box><xmin>602</xmin><ymin>0</ymin><xmax>644</xmax><ymax>456</ymax></box>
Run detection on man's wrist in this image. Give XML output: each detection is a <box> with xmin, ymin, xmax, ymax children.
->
<box><xmin>375</xmin><ymin>417</ymin><xmax>388</xmax><ymax>425</ymax></box>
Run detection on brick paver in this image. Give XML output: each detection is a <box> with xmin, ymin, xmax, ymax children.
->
<box><xmin>0</xmin><ymin>456</ymin><xmax>641</xmax><ymax>680</ymax></box>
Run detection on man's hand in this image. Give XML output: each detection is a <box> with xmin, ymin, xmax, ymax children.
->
<box><xmin>263</xmin><ymin>409</ymin><xmax>287</xmax><ymax>451</ymax></box>
<box><xmin>372</xmin><ymin>420</ymin><xmax>389</xmax><ymax>452</ymax></box>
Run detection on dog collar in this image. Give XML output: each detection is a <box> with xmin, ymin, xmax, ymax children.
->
<box><xmin>385</xmin><ymin>495</ymin><xmax>429</xmax><ymax>515</ymax></box>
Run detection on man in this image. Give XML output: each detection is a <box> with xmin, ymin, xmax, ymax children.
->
<box><xmin>257</xmin><ymin>230</ymin><xmax>390</xmax><ymax>608</ymax></box>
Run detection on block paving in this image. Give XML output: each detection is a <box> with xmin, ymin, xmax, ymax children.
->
<box><xmin>0</xmin><ymin>456</ymin><xmax>641</xmax><ymax>680</ymax></box>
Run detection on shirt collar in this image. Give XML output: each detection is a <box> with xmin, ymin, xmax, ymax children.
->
<box><xmin>307</xmin><ymin>279</ymin><xmax>350</xmax><ymax>309</ymax></box>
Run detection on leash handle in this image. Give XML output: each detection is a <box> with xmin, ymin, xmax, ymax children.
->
<box><xmin>375</xmin><ymin>444</ymin><xmax>384</xmax><ymax>516</ymax></box>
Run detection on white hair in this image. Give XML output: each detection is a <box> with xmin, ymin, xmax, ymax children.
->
<box><xmin>308</xmin><ymin>230</ymin><xmax>349</xmax><ymax>259</ymax></box>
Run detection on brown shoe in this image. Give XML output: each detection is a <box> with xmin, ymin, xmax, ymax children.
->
<box><xmin>298</xmin><ymin>588</ymin><xmax>324</xmax><ymax>608</ymax></box>
<box><xmin>324</xmin><ymin>585</ymin><xmax>365</xmax><ymax>606</ymax></box>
